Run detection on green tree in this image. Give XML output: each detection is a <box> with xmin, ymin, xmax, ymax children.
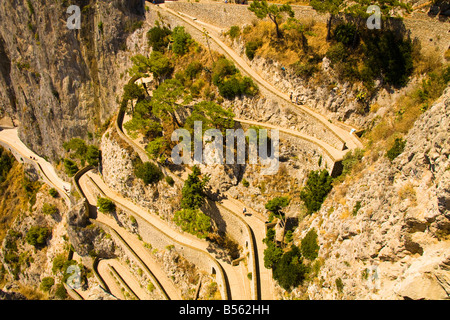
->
<box><xmin>173</xmin><ymin>208</ymin><xmax>211</xmax><ymax>239</ymax></box>
<box><xmin>25</xmin><ymin>226</ymin><xmax>50</xmax><ymax>247</ymax></box>
<box><xmin>134</xmin><ymin>161</ymin><xmax>163</xmax><ymax>185</ymax></box>
<box><xmin>42</xmin><ymin>203</ymin><xmax>58</xmax><ymax>216</ymax></box>
<box><xmin>63</xmin><ymin>138</ymin><xmax>87</xmax><ymax>159</ymax></box>
<box><xmin>147</xmin><ymin>24</ymin><xmax>172</xmax><ymax>52</ymax></box>
<box><xmin>184</xmin><ymin>101</ymin><xmax>235</xmax><ymax>135</ymax></box>
<box><xmin>145</xmin><ymin>137</ymin><xmax>168</xmax><ymax>159</ymax></box>
<box><xmin>123</xmin><ymin>82</ymin><xmax>145</xmax><ymax>102</ymax></box>
<box><xmin>181</xmin><ymin>166</ymin><xmax>210</xmax><ymax>210</ymax></box>
<box><xmin>129</xmin><ymin>54</ymin><xmax>152</xmax><ymax>78</ymax></box>
<box><xmin>97</xmin><ymin>197</ymin><xmax>116</xmax><ymax>213</ymax></box>
<box><xmin>265</xmin><ymin>196</ymin><xmax>290</xmax><ymax>220</ymax></box>
<box><xmin>55</xmin><ymin>283</ymin><xmax>67</xmax><ymax>300</ymax></box>
<box><xmin>272</xmin><ymin>245</ymin><xmax>308</xmax><ymax>291</ymax></box>
<box><xmin>386</xmin><ymin>137</ymin><xmax>406</xmax><ymax>161</ymax></box>
<box><xmin>40</xmin><ymin>277</ymin><xmax>54</xmax><ymax>292</ymax></box>
<box><xmin>300</xmin><ymin>169</ymin><xmax>333</xmax><ymax>214</ymax></box>
<box><xmin>48</xmin><ymin>188</ymin><xmax>59</xmax><ymax>198</ymax></box>
<box><xmin>0</xmin><ymin>146</ymin><xmax>14</xmax><ymax>183</ymax></box>
<box><xmin>148</xmin><ymin>50</ymin><xmax>173</xmax><ymax>83</ymax></box>
<box><xmin>248</xmin><ymin>0</ymin><xmax>294</xmax><ymax>38</ymax></box>
<box><xmin>171</xmin><ymin>26</ymin><xmax>192</xmax><ymax>55</ymax></box>
<box><xmin>63</xmin><ymin>159</ymin><xmax>79</xmax><ymax>177</ymax></box>
<box><xmin>86</xmin><ymin>145</ymin><xmax>100</xmax><ymax>167</ymax></box>
<box><xmin>301</xmin><ymin>228</ymin><xmax>320</xmax><ymax>260</ymax></box>
<box><xmin>263</xmin><ymin>242</ymin><xmax>283</xmax><ymax>269</ymax></box>
<box><xmin>150</xmin><ymin>78</ymin><xmax>187</xmax><ymax>127</ymax></box>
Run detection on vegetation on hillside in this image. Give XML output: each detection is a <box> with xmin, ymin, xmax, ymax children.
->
<box><xmin>174</xmin><ymin>166</ymin><xmax>211</xmax><ymax>239</ymax></box>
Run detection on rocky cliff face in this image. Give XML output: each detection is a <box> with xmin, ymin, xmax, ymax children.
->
<box><xmin>294</xmin><ymin>87</ymin><xmax>450</xmax><ymax>300</ymax></box>
<box><xmin>0</xmin><ymin>0</ymin><xmax>145</xmax><ymax>161</ymax></box>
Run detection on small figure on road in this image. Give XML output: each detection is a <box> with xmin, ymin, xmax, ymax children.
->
<box><xmin>290</xmin><ymin>92</ymin><xmax>293</xmax><ymax>101</ymax></box>
<box><xmin>243</xmin><ymin>207</ymin><xmax>247</xmax><ymax>215</ymax></box>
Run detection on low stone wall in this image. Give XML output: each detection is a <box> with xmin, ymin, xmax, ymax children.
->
<box><xmin>164</xmin><ymin>2</ymin><xmax>450</xmax><ymax>59</ymax></box>
<box><xmin>164</xmin><ymin>2</ymin><xmax>328</xmax><ymax>28</ymax></box>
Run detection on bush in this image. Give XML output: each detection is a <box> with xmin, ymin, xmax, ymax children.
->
<box><xmin>165</xmin><ymin>175</ymin><xmax>175</xmax><ymax>187</ymax></box>
<box><xmin>173</xmin><ymin>208</ymin><xmax>211</xmax><ymax>239</ymax></box>
<box><xmin>97</xmin><ymin>197</ymin><xmax>115</xmax><ymax>213</ymax></box>
<box><xmin>245</xmin><ymin>40</ymin><xmax>262</xmax><ymax>60</ymax></box>
<box><xmin>185</xmin><ymin>61</ymin><xmax>203</xmax><ymax>80</ymax></box>
<box><xmin>86</xmin><ymin>145</ymin><xmax>100</xmax><ymax>167</ymax></box>
<box><xmin>49</xmin><ymin>188</ymin><xmax>58</xmax><ymax>198</ymax></box>
<box><xmin>134</xmin><ymin>161</ymin><xmax>163</xmax><ymax>185</ymax></box>
<box><xmin>228</xmin><ymin>26</ymin><xmax>240</xmax><ymax>39</ymax></box>
<box><xmin>40</xmin><ymin>277</ymin><xmax>54</xmax><ymax>292</ymax></box>
<box><xmin>265</xmin><ymin>196</ymin><xmax>290</xmax><ymax>219</ymax></box>
<box><xmin>242</xmin><ymin>178</ymin><xmax>250</xmax><ymax>188</ymax></box>
<box><xmin>145</xmin><ymin>137</ymin><xmax>168</xmax><ymax>159</ymax></box>
<box><xmin>25</xmin><ymin>226</ymin><xmax>50</xmax><ymax>247</ymax></box>
<box><xmin>55</xmin><ymin>283</ymin><xmax>67</xmax><ymax>300</ymax></box>
<box><xmin>300</xmin><ymin>228</ymin><xmax>319</xmax><ymax>260</ymax></box>
<box><xmin>0</xmin><ymin>146</ymin><xmax>14</xmax><ymax>183</ymax></box>
<box><xmin>300</xmin><ymin>170</ymin><xmax>333</xmax><ymax>215</ymax></box>
<box><xmin>147</xmin><ymin>25</ymin><xmax>172</xmax><ymax>52</ymax></box>
<box><xmin>340</xmin><ymin>148</ymin><xmax>364</xmax><ymax>177</ymax></box>
<box><xmin>386</xmin><ymin>137</ymin><xmax>406</xmax><ymax>161</ymax></box>
<box><xmin>42</xmin><ymin>203</ymin><xmax>58</xmax><ymax>216</ymax></box>
<box><xmin>171</xmin><ymin>26</ymin><xmax>192</xmax><ymax>55</ymax></box>
<box><xmin>272</xmin><ymin>245</ymin><xmax>308</xmax><ymax>291</ymax></box>
<box><xmin>63</xmin><ymin>159</ymin><xmax>79</xmax><ymax>177</ymax></box>
<box><xmin>333</xmin><ymin>23</ymin><xmax>358</xmax><ymax>47</ymax></box>
<box><xmin>181</xmin><ymin>166</ymin><xmax>210</xmax><ymax>210</ymax></box>
<box><xmin>263</xmin><ymin>242</ymin><xmax>283</xmax><ymax>269</ymax></box>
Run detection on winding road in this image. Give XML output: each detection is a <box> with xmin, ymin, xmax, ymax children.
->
<box><xmin>0</xmin><ymin>2</ymin><xmax>367</xmax><ymax>301</ymax></box>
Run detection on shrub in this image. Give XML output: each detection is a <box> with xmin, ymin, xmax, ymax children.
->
<box><xmin>40</xmin><ymin>277</ymin><xmax>54</xmax><ymax>292</ymax></box>
<box><xmin>272</xmin><ymin>245</ymin><xmax>308</xmax><ymax>291</ymax></box>
<box><xmin>245</xmin><ymin>40</ymin><xmax>262</xmax><ymax>60</ymax></box>
<box><xmin>300</xmin><ymin>170</ymin><xmax>333</xmax><ymax>215</ymax></box>
<box><xmin>0</xmin><ymin>146</ymin><xmax>14</xmax><ymax>183</ymax></box>
<box><xmin>352</xmin><ymin>201</ymin><xmax>362</xmax><ymax>216</ymax></box>
<box><xmin>185</xmin><ymin>61</ymin><xmax>203</xmax><ymax>80</ymax></box>
<box><xmin>340</xmin><ymin>148</ymin><xmax>364</xmax><ymax>178</ymax></box>
<box><xmin>165</xmin><ymin>175</ymin><xmax>175</xmax><ymax>187</ymax></box>
<box><xmin>42</xmin><ymin>203</ymin><xmax>58</xmax><ymax>216</ymax></box>
<box><xmin>171</xmin><ymin>26</ymin><xmax>192</xmax><ymax>55</ymax></box>
<box><xmin>55</xmin><ymin>283</ymin><xmax>67</xmax><ymax>300</ymax></box>
<box><xmin>242</xmin><ymin>178</ymin><xmax>250</xmax><ymax>188</ymax></box>
<box><xmin>265</xmin><ymin>196</ymin><xmax>290</xmax><ymax>219</ymax></box>
<box><xmin>97</xmin><ymin>197</ymin><xmax>115</xmax><ymax>213</ymax></box>
<box><xmin>25</xmin><ymin>226</ymin><xmax>50</xmax><ymax>247</ymax></box>
<box><xmin>49</xmin><ymin>188</ymin><xmax>58</xmax><ymax>198</ymax></box>
<box><xmin>86</xmin><ymin>145</ymin><xmax>100</xmax><ymax>166</ymax></box>
<box><xmin>263</xmin><ymin>242</ymin><xmax>283</xmax><ymax>269</ymax></box>
<box><xmin>63</xmin><ymin>159</ymin><xmax>79</xmax><ymax>177</ymax></box>
<box><xmin>173</xmin><ymin>208</ymin><xmax>211</xmax><ymax>239</ymax></box>
<box><xmin>134</xmin><ymin>161</ymin><xmax>163</xmax><ymax>185</ymax></box>
<box><xmin>300</xmin><ymin>228</ymin><xmax>319</xmax><ymax>260</ymax></box>
<box><xmin>145</xmin><ymin>137</ymin><xmax>168</xmax><ymax>159</ymax></box>
<box><xmin>333</xmin><ymin>23</ymin><xmax>358</xmax><ymax>47</ymax></box>
<box><xmin>386</xmin><ymin>137</ymin><xmax>406</xmax><ymax>161</ymax></box>
<box><xmin>180</xmin><ymin>166</ymin><xmax>210</xmax><ymax>210</ymax></box>
<box><xmin>228</xmin><ymin>26</ymin><xmax>240</xmax><ymax>39</ymax></box>
<box><xmin>147</xmin><ymin>25</ymin><xmax>172</xmax><ymax>52</ymax></box>
<box><xmin>335</xmin><ymin>277</ymin><xmax>344</xmax><ymax>292</ymax></box>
